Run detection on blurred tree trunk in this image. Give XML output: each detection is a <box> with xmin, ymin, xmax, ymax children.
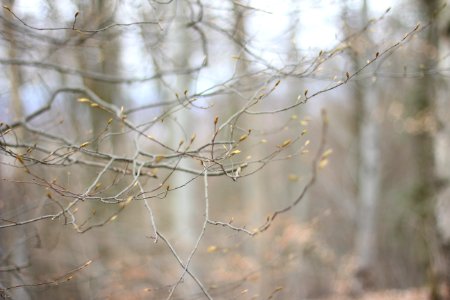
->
<box><xmin>70</xmin><ymin>2</ymin><xmax>123</xmax><ymax>296</ymax></box>
<box><xmin>232</xmin><ymin>2</ymin><xmax>267</xmax><ymax>296</ymax></box>
<box><xmin>353</xmin><ymin>88</ymin><xmax>380</xmax><ymax>290</ymax></box>
<box><xmin>1</xmin><ymin>1</ymin><xmax>30</xmax><ymax>299</ymax></box>
<box><xmin>285</xmin><ymin>2</ymin><xmax>311</xmax><ymax>221</ymax></box>
<box><xmin>77</xmin><ymin>0</ymin><xmax>122</xmax><ymax>151</ymax></box>
<box><xmin>75</xmin><ymin>0</ymin><xmax>123</xmax><ymax>205</ymax></box>
<box><xmin>412</xmin><ymin>0</ymin><xmax>449</xmax><ymax>298</ymax></box>
<box><xmin>347</xmin><ymin>0</ymin><xmax>381</xmax><ymax>294</ymax></box>
<box><xmin>435</xmin><ymin>20</ymin><xmax>450</xmax><ymax>300</ymax></box>
<box><xmin>169</xmin><ymin>1</ymin><xmax>195</xmax><ymax>245</ymax></box>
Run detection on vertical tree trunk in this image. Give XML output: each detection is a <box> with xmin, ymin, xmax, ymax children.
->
<box><xmin>350</xmin><ymin>0</ymin><xmax>381</xmax><ymax>293</ymax></box>
<box><xmin>71</xmin><ymin>3</ymin><xmax>124</xmax><ymax>297</ymax></box>
<box><xmin>413</xmin><ymin>0</ymin><xmax>449</xmax><ymax>298</ymax></box>
<box><xmin>232</xmin><ymin>3</ymin><xmax>267</xmax><ymax>296</ymax></box>
<box><xmin>353</xmin><ymin>88</ymin><xmax>381</xmax><ymax>290</ymax></box>
<box><xmin>420</xmin><ymin>0</ymin><xmax>450</xmax><ymax>300</ymax></box>
<box><xmin>431</xmin><ymin>0</ymin><xmax>450</xmax><ymax>298</ymax></box>
<box><xmin>169</xmin><ymin>0</ymin><xmax>195</xmax><ymax>245</ymax></box>
<box><xmin>1</xmin><ymin>1</ymin><xmax>30</xmax><ymax>299</ymax></box>
<box><xmin>435</xmin><ymin>44</ymin><xmax>450</xmax><ymax>300</ymax></box>
<box><xmin>77</xmin><ymin>0</ymin><xmax>122</xmax><ymax>151</ymax></box>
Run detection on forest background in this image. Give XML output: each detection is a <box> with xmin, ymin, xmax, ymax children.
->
<box><xmin>1</xmin><ymin>0</ymin><xmax>450</xmax><ymax>299</ymax></box>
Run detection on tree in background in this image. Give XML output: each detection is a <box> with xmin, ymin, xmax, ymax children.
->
<box><xmin>339</xmin><ymin>0</ymin><xmax>383</xmax><ymax>293</ymax></box>
<box><xmin>415</xmin><ymin>0</ymin><xmax>450</xmax><ymax>298</ymax></box>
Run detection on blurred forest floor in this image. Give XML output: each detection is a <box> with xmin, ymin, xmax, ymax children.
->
<box><xmin>318</xmin><ymin>288</ymin><xmax>429</xmax><ymax>300</ymax></box>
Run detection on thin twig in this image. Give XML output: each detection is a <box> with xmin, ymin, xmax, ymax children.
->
<box><xmin>157</xmin><ymin>232</ymin><xmax>212</xmax><ymax>300</ymax></box>
<box><xmin>1</xmin><ymin>260</ymin><xmax>92</xmax><ymax>292</ymax></box>
<box><xmin>167</xmin><ymin>164</ymin><xmax>210</xmax><ymax>299</ymax></box>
